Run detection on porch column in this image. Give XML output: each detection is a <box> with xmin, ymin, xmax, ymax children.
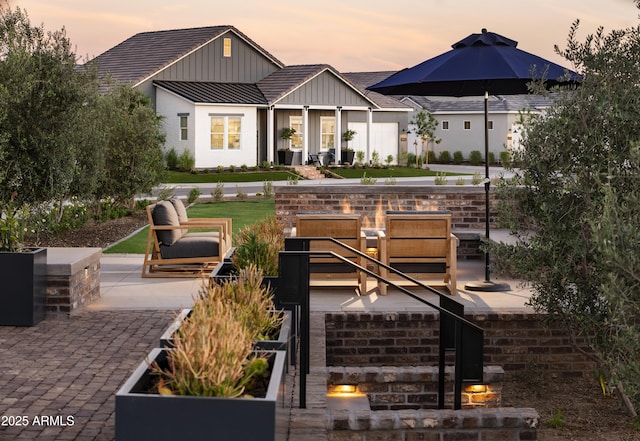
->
<box><xmin>366</xmin><ymin>107</ymin><xmax>373</xmax><ymax>163</ymax></box>
<box><xmin>267</xmin><ymin>106</ymin><xmax>274</xmax><ymax>164</ymax></box>
<box><xmin>335</xmin><ymin>107</ymin><xmax>342</xmax><ymax>165</ymax></box>
<box><xmin>302</xmin><ymin>106</ymin><xmax>309</xmax><ymax>165</ymax></box>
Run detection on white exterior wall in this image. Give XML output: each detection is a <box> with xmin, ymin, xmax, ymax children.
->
<box><xmin>156</xmin><ymin>87</ymin><xmax>196</xmax><ymax>159</ymax></box>
<box><xmin>431</xmin><ymin>112</ymin><xmax>511</xmax><ymax>159</ymax></box>
<box><xmin>194</xmin><ymin>104</ymin><xmax>258</xmax><ymax>168</ymax></box>
<box><xmin>155</xmin><ymin>87</ymin><xmax>259</xmax><ymax>168</ymax></box>
<box><xmin>348</xmin><ymin>122</ymin><xmax>398</xmax><ymax>164</ymax></box>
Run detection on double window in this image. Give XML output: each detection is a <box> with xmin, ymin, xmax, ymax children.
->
<box><xmin>210</xmin><ymin>115</ymin><xmax>242</xmax><ymax>150</ymax></box>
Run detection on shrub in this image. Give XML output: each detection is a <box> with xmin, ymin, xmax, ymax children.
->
<box><xmin>212</xmin><ymin>181</ymin><xmax>224</xmax><ymax>201</ymax></box>
<box><xmin>262</xmin><ymin>180</ymin><xmax>274</xmax><ymax>199</ymax></box>
<box><xmin>165</xmin><ymin>148</ymin><xmax>178</xmax><ymax>170</ymax></box>
<box><xmin>469</xmin><ymin>150</ymin><xmax>483</xmax><ymax>165</ymax></box>
<box><xmin>187</xmin><ymin>188</ymin><xmax>200</xmax><ymax>204</ymax></box>
<box><xmin>500</xmin><ymin>150</ymin><xmax>511</xmax><ymax>166</ymax></box>
<box><xmin>438</xmin><ymin>150</ymin><xmax>451</xmax><ymax>163</ymax></box>
<box><xmin>177</xmin><ymin>149</ymin><xmax>195</xmax><ymax>172</ymax></box>
<box><xmin>427</xmin><ymin>150</ymin><xmax>436</xmax><ymax>164</ymax></box>
<box><xmin>488</xmin><ymin>152</ymin><xmax>496</xmax><ymax>165</ymax></box>
<box><xmin>453</xmin><ymin>151</ymin><xmax>464</xmax><ymax>164</ymax></box>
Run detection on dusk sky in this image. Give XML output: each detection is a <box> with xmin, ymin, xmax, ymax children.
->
<box><xmin>13</xmin><ymin>0</ymin><xmax>640</xmax><ymax>72</ymax></box>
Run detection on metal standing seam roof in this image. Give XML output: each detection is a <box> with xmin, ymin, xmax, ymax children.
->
<box><xmin>88</xmin><ymin>25</ymin><xmax>284</xmax><ymax>88</ymax></box>
<box><xmin>154</xmin><ymin>80</ymin><xmax>268</xmax><ymax>105</ymax></box>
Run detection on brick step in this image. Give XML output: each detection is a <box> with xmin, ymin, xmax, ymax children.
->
<box><xmin>328</xmin><ymin>365</ymin><xmax>503</xmax><ymax>410</ymax></box>
<box><xmin>292</xmin><ymin>165</ymin><xmax>326</xmax><ymax>180</ymax></box>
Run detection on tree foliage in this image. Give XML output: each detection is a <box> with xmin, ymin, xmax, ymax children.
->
<box><xmin>0</xmin><ymin>6</ymin><xmax>165</xmax><ymax>239</ymax></box>
<box><xmin>493</xmin><ymin>12</ymin><xmax>640</xmax><ymax>415</ymax></box>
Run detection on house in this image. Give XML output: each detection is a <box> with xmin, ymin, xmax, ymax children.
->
<box><xmin>346</xmin><ymin>72</ymin><xmax>554</xmax><ymax>161</ymax></box>
<box><xmin>90</xmin><ymin>26</ymin><xmax>411</xmax><ymax>168</ymax></box>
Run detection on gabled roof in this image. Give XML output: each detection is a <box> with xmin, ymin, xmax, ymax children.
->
<box><xmin>257</xmin><ymin>64</ymin><xmax>381</xmax><ymax>108</ymax></box>
<box><xmin>343</xmin><ymin>71</ymin><xmax>410</xmax><ymax>110</ymax></box>
<box><xmin>154</xmin><ymin>80</ymin><xmax>267</xmax><ymax>105</ymax></box>
<box><xmin>90</xmin><ymin>25</ymin><xmax>284</xmax><ymax>88</ymax></box>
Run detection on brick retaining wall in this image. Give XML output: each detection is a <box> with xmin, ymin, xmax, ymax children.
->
<box><xmin>325</xmin><ymin>312</ymin><xmax>596</xmax><ymax>378</ymax></box>
<box><xmin>276</xmin><ymin>185</ymin><xmax>499</xmax><ymax>232</ymax></box>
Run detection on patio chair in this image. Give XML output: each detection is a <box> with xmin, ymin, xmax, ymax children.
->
<box><xmin>378</xmin><ymin>211</ymin><xmax>458</xmax><ymax>295</ymax></box>
<box><xmin>142</xmin><ymin>198</ymin><xmax>232</xmax><ymax>278</ymax></box>
<box><xmin>291</xmin><ymin>213</ymin><xmax>367</xmax><ymax>293</ymax></box>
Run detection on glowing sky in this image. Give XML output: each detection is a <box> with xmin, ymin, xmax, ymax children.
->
<box><xmin>14</xmin><ymin>0</ymin><xmax>640</xmax><ymax>72</ymax></box>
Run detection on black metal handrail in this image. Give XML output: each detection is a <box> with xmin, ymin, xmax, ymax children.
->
<box><xmin>279</xmin><ymin>236</ymin><xmax>484</xmax><ymax>410</ymax></box>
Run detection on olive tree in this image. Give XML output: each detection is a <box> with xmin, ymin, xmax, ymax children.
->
<box><xmin>0</xmin><ymin>6</ymin><xmax>97</xmax><ymax>208</ymax></box>
<box><xmin>492</xmin><ymin>11</ymin><xmax>640</xmax><ymax>416</ymax></box>
<box><xmin>91</xmin><ymin>84</ymin><xmax>165</xmax><ymax>208</ymax></box>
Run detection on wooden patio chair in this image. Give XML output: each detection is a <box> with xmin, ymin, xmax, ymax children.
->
<box><xmin>378</xmin><ymin>211</ymin><xmax>458</xmax><ymax>295</ymax></box>
<box><xmin>141</xmin><ymin>198</ymin><xmax>232</xmax><ymax>278</ymax></box>
<box><xmin>291</xmin><ymin>213</ymin><xmax>367</xmax><ymax>292</ymax></box>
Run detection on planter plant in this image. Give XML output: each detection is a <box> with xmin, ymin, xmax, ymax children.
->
<box><xmin>161</xmin><ymin>266</ymin><xmax>290</xmax><ymax>353</ymax></box>
<box><xmin>341</xmin><ymin>129</ymin><xmax>357</xmax><ymax>164</ymax></box>
<box><xmin>278</xmin><ymin>127</ymin><xmax>296</xmax><ymax>165</ymax></box>
<box><xmin>0</xmin><ymin>196</ymin><xmax>46</xmax><ymax>326</ymax></box>
<box><xmin>116</xmin><ymin>273</ymin><xmax>288</xmax><ymax>441</ymax></box>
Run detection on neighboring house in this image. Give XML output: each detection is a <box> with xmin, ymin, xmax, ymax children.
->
<box><xmin>90</xmin><ymin>26</ymin><xmax>411</xmax><ymax>168</ymax></box>
<box><xmin>348</xmin><ymin>71</ymin><xmax>554</xmax><ymax>161</ymax></box>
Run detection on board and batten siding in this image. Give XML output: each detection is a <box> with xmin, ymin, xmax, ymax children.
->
<box><xmin>277</xmin><ymin>71</ymin><xmax>371</xmax><ymax>107</ymax></box>
<box><xmin>152</xmin><ymin>31</ymin><xmax>280</xmax><ymax>84</ymax></box>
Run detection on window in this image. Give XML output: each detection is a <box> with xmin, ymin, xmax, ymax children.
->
<box><xmin>320</xmin><ymin>117</ymin><xmax>335</xmax><ymax>149</ymax></box>
<box><xmin>227</xmin><ymin>116</ymin><xmax>241</xmax><ymax>150</ymax></box>
<box><xmin>289</xmin><ymin>116</ymin><xmax>303</xmax><ymax>148</ymax></box>
<box><xmin>464</xmin><ymin>121</ymin><xmax>471</xmax><ymax>130</ymax></box>
<box><xmin>210</xmin><ymin>114</ymin><xmax>242</xmax><ymax>150</ymax></box>
<box><xmin>179</xmin><ymin>114</ymin><xmax>188</xmax><ymax>141</ymax></box>
<box><xmin>488</xmin><ymin>120</ymin><xmax>494</xmax><ymax>130</ymax></box>
<box><xmin>223</xmin><ymin>38</ymin><xmax>231</xmax><ymax>57</ymax></box>
<box><xmin>210</xmin><ymin>117</ymin><xmax>225</xmax><ymax>150</ymax></box>
<box><xmin>442</xmin><ymin>121</ymin><xmax>449</xmax><ymax>130</ymax></box>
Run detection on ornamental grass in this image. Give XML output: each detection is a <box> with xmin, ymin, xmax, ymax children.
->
<box><xmin>231</xmin><ymin>215</ymin><xmax>284</xmax><ymax>276</ymax></box>
<box><xmin>151</xmin><ymin>266</ymin><xmax>280</xmax><ymax>397</ymax></box>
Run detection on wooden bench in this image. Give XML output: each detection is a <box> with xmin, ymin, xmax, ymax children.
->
<box><xmin>378</xmin><ymin>211</ymin><xmax>457</xmax><ymax>295</ymax></box>
<box><xmin>142</xmin><ymin>198</ymin><xmax>232</xmax><ymax>278</ymax></box>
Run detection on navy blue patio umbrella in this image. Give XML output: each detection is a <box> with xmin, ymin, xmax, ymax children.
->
<box><xmin>369</xmin><ymin>28</ymin><xmax>580</xmax><ymax>291</ymax></box>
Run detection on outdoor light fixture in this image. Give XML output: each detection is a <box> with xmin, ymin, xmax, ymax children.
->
<box><xmin>329</xmin><ymin>384</ymin><xmax>358</xmax><ymax>396</ymax></box>
<box><xmin>465</xmin><ymin>384</ymin><xmax>487</xmax><ymax>393</ymax></box>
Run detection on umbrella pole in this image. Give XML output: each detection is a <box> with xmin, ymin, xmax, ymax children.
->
<box><xmin>465</xmin><ymin>92</ymin><xmax>510</xmax><ymax>292</ymax></box>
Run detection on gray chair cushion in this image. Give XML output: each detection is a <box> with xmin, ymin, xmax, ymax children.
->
<box><xmin>152</xmin><ymin>201</ymin><xmax>182</xmax><ymax>246</ymax></box>
<box><xmin>170</xmin><ymin>198</ymin><xmax>189</xmax><ymax>236</ymax></box>
<box><xmin>159</xmin><ymin>233</ymin><xmax>220</xmax><ymax>259</ymax></box>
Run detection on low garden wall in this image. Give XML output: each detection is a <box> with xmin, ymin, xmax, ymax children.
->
<box><xmin>275</xmin><ymin>185</ymin><xmax>498</xmax><ymax>259</ymax></box>
<box><xmin>45</xmin><ymin>247</ymin><xmax>102</xmax><ymax>316</ymax></box>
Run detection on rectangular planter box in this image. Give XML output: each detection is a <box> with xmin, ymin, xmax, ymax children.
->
<box><xmin>116</xmin><ymin>348</ymin><xmax>288</xmax><ymax>441</ymax></box>
<box><xmin>0</xmin><ymin>247</ymin><xmax>47</xmax><ymax>326</ymax></box>
<box><xmin>160</xmin><ymin>309</ymin><xmax>292</xmax><ymax>355</ymax></box>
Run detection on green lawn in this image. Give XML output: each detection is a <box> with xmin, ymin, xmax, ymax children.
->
<box><xmin>329</xmin><ymin>167</ymin><xmax>464</xmax><ymax>179</ymax></box>
<box><xmin>105</xmin><ymin>199</ymin><xmax>275</xmax><ymax>254</ymax></box>
<box><xmin>163</xmin><ymin>170</ymin><xmax>296</xmax><ymax>183</ymax></box>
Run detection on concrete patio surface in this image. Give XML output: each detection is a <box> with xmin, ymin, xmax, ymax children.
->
<box><xmin>0</xmin><ymin>253</ymin><xmax>534</xmax><ymax>441</ymax></box>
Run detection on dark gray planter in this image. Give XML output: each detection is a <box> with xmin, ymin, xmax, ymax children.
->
<box><xmin>210</xmin><ymin>261</ymin><xmax>279</xmax><ymax>300</ymax></box>
<box><xmin>116</xmin><ymin>348</ymin><xmax>287</xmax><ymax>441</ymax></box>
<box><xmin>341</xmin><ymin>150</ymin><xmax>355</xmax><ymax>164</ymax></box>
<box><xmin>0</xmin><ymin>247</ymin><xmax>47</xmax><ymax>326</ymax></box>
<box><xmin>277</xmin><ymin>149</ymin><xmax>294</xmax><ymax>165</ymax></box>
<box><xmin>160</xmin><ymin>309</ymin><xmax>292</xmax><ymax>354</ymax></box>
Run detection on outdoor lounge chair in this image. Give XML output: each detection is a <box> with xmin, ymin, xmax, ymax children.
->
<box><xmin>378</xmin><ymin>211</ymin><xmax>457</xmax><ymax>295</ymax></box>
<box><xmin>142</xmin><ymin>198</ymin><xmax>232</xmax><ymax>278</ymax></box>
<box><xmin>291</xmin><ymin>213</ymin><xmax>367</xmax><ymax>293</ymax></box>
